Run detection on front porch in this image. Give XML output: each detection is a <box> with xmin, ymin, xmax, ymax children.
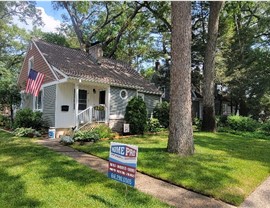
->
<box><xmin>55</xmin><ymin>80</ymin><xmax>110</xmax><ymax>130</ymax></box>
<box><xmin>77</xmin><ymin>104</ymin><xmax>107</xmax><ymax>130</ymax></box>
<box><xmin>74</xmin><ymin>80</ymin><xmax>110</xmax><ymax>130</ymax></box>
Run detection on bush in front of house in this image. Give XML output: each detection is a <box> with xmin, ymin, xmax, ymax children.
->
<box><xmin>153</xmin><ymin>101</ymin><xmax>169</xmax><ymax>128</ymax></box>
<box><xmin>216</xmin><ymin>115</ymin><xmax>228</xmax><ymax>127</ymax></box>
<box><xmin>13</xmin><ymin>127</ymin><xmax>41</xmax><ymax>137</ymax></box>
<box><xmin>92</xmin><ymin>124</ymin><xmax>112</xmax><ymax>139</ymax></box>
<box><xmin>0</xmin><ymin>114</ymin><xmax>11</xmax><ymax>129</ymax></box>
<box><xmin>125</xmin><ymin>96</ymin><xmax>147</xmax><ymax>134</ymax></box>
<box><xmin>146</xmin><ymin>118</ymin><xmax>161</xmax><ymax>133</ymax></box>
<box><xmin>193</xmin><ymin>117</ymin><xmax>202</xmax><ymax>131</ymax></box>
<box><xmin>60</xmin><ymin>135</ymin><xmax>74</xmax><ymax>145</ymax></box>
<box><xmin>14</xmin><ymin>108</ymin><xmax>44</xmax><ymax>130</ymax></box>
<box><xmin>226</xmin><ymin>115</ymin><xmax>259</xmax><ymax>132</ymax></box>
<box><xmin>261</xmin><ymin>120</ymin><xmax>270</xmax><ymax>134</ymax></box>
<box><xmin>73</xmin><ymin>130</ymin><xmax>100</xmax><ymax>142</ymax></box>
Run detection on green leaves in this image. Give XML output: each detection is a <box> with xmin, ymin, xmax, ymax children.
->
<box><xmin>125</xmin><ymin>96</ymin><xmax>147</xmax><ymax>134</ymax></box>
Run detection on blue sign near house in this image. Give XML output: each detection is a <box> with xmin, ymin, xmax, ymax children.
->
<box><xmin>108</xmin><ymin>142</ymin><xmax>138</xmax><ymax>187</ymax></box>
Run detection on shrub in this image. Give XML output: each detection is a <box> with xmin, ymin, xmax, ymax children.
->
<box><xmin>92</xmin><ymin>124</ymin><xmax>112</xmax><ymax>139</ymax></box>
<box><xmin>0</xmin><ymin>114</ymin><xmax>11</xmax><ymax>129</ymax></box>
<box><xmin>147</xmin><ymin>118</ymin><xmax>161</xmax><ymax>133</ymax></box>
<box><xmin>125</xmin><ymin>96</ymin><xmax>147</xmax><ymax>134</ymax></box>
<box><xmin>227</xmin><ymin>115</ymin><xmax>259</xmax><ymax>132</ymax></box>
<box><xmin>74</xmin><ymin>130</ymin><xmax>100</xmax><ymax>142</ymax></box>
<box><xmin>216</xmin><ymin>115</ymin><xmax>228</xmax><ymax>127</ymax></box>
<box><xmin>193</xmin><ymin>118</ymin><xmax>202</xmax><ymax>131</ymax></box>
<box><xmin>153</xmin><ymin>102</ymin><xmax>169</xmax><ymax>128</ymax></box>
<box><xmin>60</xmin><ymin>136</ymin><xmax>74</xmax><ymax>145</ymax></box>
<box><xmin>261</xmin><ymin>120</ymin><xmax>270</xmax><ymax>134</ymax></box>
<box><xmin>13</xmin><ymin>127</ymin><xmax>40</xmax><ymax>137</ymax></box>
<box><xmin>14</xmin><ymin>109</ymin><xmax>44</xmax><ymax>130</ymax></box>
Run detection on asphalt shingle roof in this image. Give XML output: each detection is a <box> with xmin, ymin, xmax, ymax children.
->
<box><xmin>34</xmin><ymin>39</ymin><xmax>161</xmax><ymax>94</ymax></box>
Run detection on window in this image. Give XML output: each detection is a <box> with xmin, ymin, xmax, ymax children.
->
<box><xmin>99</xmin><ymin>90</ymin><xmax>106</xmax><ymax>104</ymax></box>
<box><xmin>120</xmin><ymin>89</ymin><xmax>128</xmax><ymax>100</ymax></box>
<box><xmin>34</xmin><ymin>90</ymin><xmax>43</xmax><ymax>111</ymax></box>
<box><xmin>79</xmin><ymin>89</ymin><xmax>87</xmax><ymax>110</ymax></box>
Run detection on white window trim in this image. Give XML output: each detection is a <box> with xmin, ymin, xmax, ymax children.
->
<box><xmin>119</xmin><ymin>89</ymin><xmax>128</xmax><ymax>100</ymax></box>
<box><xmin>33</xmin><ymin>90</ymin><xmax>43</xmax><ymax>112</ymax></box>
<box><xmin>28</xmin><ymin>56</ymin><xmax>34</xmax><ymax>75</ymax></box>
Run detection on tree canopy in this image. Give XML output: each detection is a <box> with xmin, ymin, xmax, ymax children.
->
<box><xmin>1</xmin><ymin>1</ymin><xmax>270</xmax><ymax>123</ymax></box>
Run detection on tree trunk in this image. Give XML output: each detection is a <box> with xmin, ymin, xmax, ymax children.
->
<box><xmin>167</xmin><ymin>1</ymin><xmax>194</xmax><ymax>156</ymax></box>
<box><xmin>201</xmin><ymin>1</ymin><xmax>224</xmax><ymax>132</ymax></box>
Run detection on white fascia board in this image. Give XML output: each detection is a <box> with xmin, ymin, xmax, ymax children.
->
<box><xmin>68</xmin><ymin>77</ymin><xmax>162</xmax><ymax>95</ymax></box>
<box><xmin>52</xmin><ymin>66</ymin><xmax>68</xmax><ymax>78</ymax></box>
<box><xmin>41</xmin><ymin>78</ymin><xmax>68</xmax><ymax>88</ymax></box>
<box><xmin>32</xmin><ymin>40</ymin><xmax>59</xmax><ymax>81</ymax></box>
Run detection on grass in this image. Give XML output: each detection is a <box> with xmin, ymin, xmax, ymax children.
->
<box><xmin>72</xmin><ymin>131</ymin><xmax>270</xmax><ymax>206</ymax></box>
<box><xmin>0</xmin><ymin>130</ymin><xmax>170</xmax><ymax>208</ymax></box>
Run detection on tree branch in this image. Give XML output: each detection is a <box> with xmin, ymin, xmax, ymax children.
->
<box><xmin>62</xmin><ymin>1</ymin><xmax>85</xmax><ymax>50</ymax></box>
<box><xmin>142</xmin><ymin>1</ymin><xmax>172</xmax><ymax>32</ymax></box>
<box><xmin>107</xmin><ymin>3</ymin><xmax>144</xmax><ymax>57</ymax></box>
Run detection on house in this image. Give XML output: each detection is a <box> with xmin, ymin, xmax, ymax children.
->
<box><xmin>18</xmin><ymin>38</ymin><xmax>162</xmax><ymax>137</ymax></box>
<box><xmin>152</xmin><ymin>63</ymin><xmax>236</xmax><ymax>120</ymax></box>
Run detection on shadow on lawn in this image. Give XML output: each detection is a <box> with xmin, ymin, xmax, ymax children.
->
<box><xmin>88</xmin><ymin>194</ymin><xmax>116</xmax><ymax>207</ymax></box>
<box><xmin>138</xmin><ymin>147</ymin><xmax>236</xmax><ymax>189</ymax></box>
<box><xmin>0</xmin><ymin>133</ymin><xmax>169</xmax><ymax>208</ymax></box>
<box><xmin>0</xmin><ymin>169</ymin><xmax>41</xmax><ymax>207</ymax></box>
<box><xmin>195</xmin><ymin>133</ymin><xmax>270</xmax><ymax>167</ymax></box>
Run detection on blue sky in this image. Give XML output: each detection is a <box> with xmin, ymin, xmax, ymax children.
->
<box><xmin>14</xmin><ymin>1</ymin><xmax>66</xmax><ymax>33</ymax></box>
<box><xmin>36</xmin><ymin>1</ymin><xmax>66</xmax><ymax>21</ymax></box>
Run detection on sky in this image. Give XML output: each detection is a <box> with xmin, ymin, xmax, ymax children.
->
<box><xmin>14</xmin><ymin>1</ymin><xmax>66</xmax><ymax>33</ymax></box>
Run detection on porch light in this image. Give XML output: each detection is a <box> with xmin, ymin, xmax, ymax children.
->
<box><xmin>93</xmin><ymin>89</ymin><xmax>96</xmax><ymax>94</ymax></box>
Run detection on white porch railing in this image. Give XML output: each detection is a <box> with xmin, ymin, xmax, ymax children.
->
<box><xmin>77</xmin><ymin>105</ymin><xmax>107</xmax><ymax>130</ymax></box>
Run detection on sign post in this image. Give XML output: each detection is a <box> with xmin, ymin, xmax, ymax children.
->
<box><xmin>108</xmin><ymin>142</ymin><xmax>138</xmax><ymax>187</ymax></box>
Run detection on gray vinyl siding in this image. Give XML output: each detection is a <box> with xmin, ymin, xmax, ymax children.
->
<box><xmin>144</xmin><ymin>94</ymin><xmax>160</xmax><ymax>117</ymax></box>
<box><xmin>110</xmin><ymin>87</ymin><xmax>136</xmax><ymax>116</ymax></box>
<box><xmin>43</xmin><ymin>85</ymin><xmax>56</xmax><ymax>127</ymax></box>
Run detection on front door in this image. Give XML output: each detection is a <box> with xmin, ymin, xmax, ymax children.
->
<box><xmin>78</xmin><ymin>89</ymin><xmax>87</xmax><ymax>111</ymax></box>
<box><xmin>99</xmin><ymin>90</ymin><xmax>106</xmax><ymax>105</ymax></box>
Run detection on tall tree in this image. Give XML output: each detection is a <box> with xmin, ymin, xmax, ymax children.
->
<box><xmin>0</xmin><ymin>1</ymin><xmax>42</xmax><ymax>124</ymax></box>
<box><xmin>0</xmin><ymin>69</ymin><xmax>21</xmax><ymax>125</ymax></box>
<box><xmin>167</xmin><ymin>1</ymin><xmax>194</xmax><ymax>155</ymax></box>
<box><xmin>217</xmin><ymin>2</ymin><xmax>270</xmax><ymax>119</ymax></box>
<box><xmin>54</xmin><ymin>1</ymin><xmax>164</xmax><ymax>70</ymax></box>
<box><xmin>201</xmin><ymin>1</ymin><xmax>224</xmax><ymax>132</ymax></box>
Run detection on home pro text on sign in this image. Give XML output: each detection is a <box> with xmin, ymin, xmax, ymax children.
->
<box><xmin>108</xmin><ymin>142</ymin><xmax>138</xmax><ymax>187</ymax></box>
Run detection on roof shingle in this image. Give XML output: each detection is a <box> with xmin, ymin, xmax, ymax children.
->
<box><xmin>33</xmin><ymin>39</ymin><xmax>161</xmax><ymax>94</ymax></box>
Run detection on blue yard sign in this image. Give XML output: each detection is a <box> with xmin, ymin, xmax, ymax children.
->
<box><xmin>108</xmin><ymin>142</ymin><xmax>138</xmax><ymax>187</ymax></box>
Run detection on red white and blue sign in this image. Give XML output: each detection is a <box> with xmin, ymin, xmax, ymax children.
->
<box><xmin>108</xmin><ymin>142</ymin><xmax>138</xmax><ymax>187</ymax></box>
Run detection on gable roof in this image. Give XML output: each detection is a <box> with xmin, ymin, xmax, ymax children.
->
<box><xmin>33</xmin><ymin>39</ymin><xmax>161</xmax><ymax>95</ymax></box>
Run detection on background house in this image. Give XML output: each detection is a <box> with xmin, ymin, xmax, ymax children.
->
<box><xmin>18</xmin><ymin>38</ymin><xmax>162</xmax><ymax>137</ymax></box>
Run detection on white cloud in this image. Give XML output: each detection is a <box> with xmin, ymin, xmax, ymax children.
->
<box><xmin>13</xmin><ymin>7</ymin><xmax>61</xmax><ymax>33</ymax></box>
<box><xmin>36</xmin><ymin>7</ymin><xmax>61</xmax><ymax>33</ymax></box>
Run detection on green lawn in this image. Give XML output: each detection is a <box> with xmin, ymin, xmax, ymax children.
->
<box><xmin>0</xmin><ymin>131</ymin><xmax>170</xmax><ymax>208</ymax></box>
<box><xmin>72</xmin><ymin>131</ymin><xmax>270</xmax><ymax>206</ymax></box>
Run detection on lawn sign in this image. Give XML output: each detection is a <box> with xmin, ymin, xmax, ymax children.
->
<box><xmin>108</xmin><ymin>142</ymin><xmax>138</xmax><ymax>187</ymax></box>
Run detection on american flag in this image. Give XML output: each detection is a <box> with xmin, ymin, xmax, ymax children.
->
<box><xmin>25</xmin><ymin>69</ymin><xmax>45</xmax><ymax>97</ymax></box>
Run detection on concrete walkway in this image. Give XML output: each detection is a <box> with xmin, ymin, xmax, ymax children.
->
<box><xmin>239</xmin><ymin>177</ymin><xmax>270</xmax><ymax>208</ymax></box>
<box><xmin>35</xmin><ymin>138</ymin><xmax>267</xmax><ymax>208</ymax></box>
